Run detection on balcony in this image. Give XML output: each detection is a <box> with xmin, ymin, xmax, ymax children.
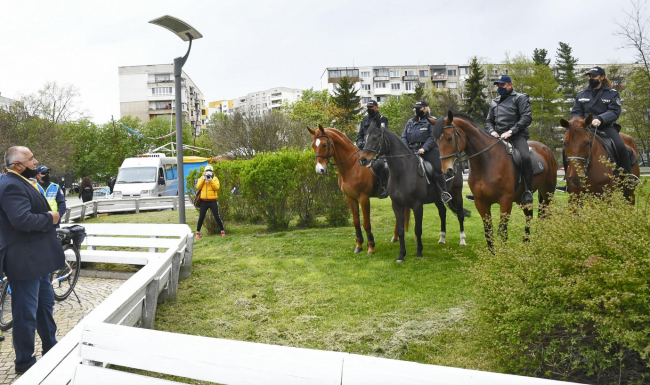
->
<box><xmin>403</xmin><ymin>75</ymin><xmax>420</xmax><ymax>82</ymax></box>
<box><xmin>431</xmin><ymin>75</ymin><xmax>447</xmax><ymax>81</ymax></box>
<box><xmin>373</xmin><ymin>76</ymin><xmax>390</xmax><ymax>82</ymax></box>
<box><xmin>373</xmin><ymin>88</ymin><xmax>390</xmax><ymax>95</ymax></box>
<box><xmin>148</xmin><ymin>79</ymin><xmax>185</xmax><ymax>86</ymax></box>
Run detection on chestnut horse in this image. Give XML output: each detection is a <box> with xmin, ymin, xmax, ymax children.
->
<box><xmin>307</xmin><ymin>125</ymin><xmax>407</xmax><ymax>254</ymax></box>
<box><xmin>560</xmin><ymin>114</ymin><xmax>640</xmax><ymax>204</ymax></box>
<box><xmin>434</xmin><ymin>111</ymin><xmax>557</xmax><ymax>248</ymax></box>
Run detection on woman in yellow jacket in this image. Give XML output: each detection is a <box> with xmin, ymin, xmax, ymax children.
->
<box><xmin>195</xmin><ymin>165</ymin><xmax>225</xmax><ymax>239</ymax></box>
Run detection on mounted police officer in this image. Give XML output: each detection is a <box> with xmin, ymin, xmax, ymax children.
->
<box><xmin>486</xmin><ymin>75</ymin><xmax>534</xmax><ymax>204</ymax></box>
<box><xmin>401</xmin><ymin>100</ymin><xmax>452</xmax><ymax>203</ymax></box>
<box><xmin>357</xmin><ymin>100</ymin><xmax>389</xmax><ymax>199</ymax></box>
<box><xmin>36</xmin><ymin>165</ymin><xmax>66</xmax><ymax>226</ymax></box>
<box><xmin>557</xmin><ymin>66</ymin><xmax>634</xmax><ymax>191</ymax></box>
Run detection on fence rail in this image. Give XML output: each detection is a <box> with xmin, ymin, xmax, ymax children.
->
<box><xmin>63</xmin><ymin>196</ymin><xmax>194</xmax><ymax>224</ymax></box>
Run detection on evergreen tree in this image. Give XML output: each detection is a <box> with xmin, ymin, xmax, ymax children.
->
<box><xmin>463</xmin><ymin>56</ymin><xmax>490</xmax><ymax>122</ymax></box>
<box><xmin>555</xmin><ymin>42</ymin><xmax>580</xmax><ymax>99</ymax></box>
<box><xmin>332</xmin><ymin>76</ymin><xmax>362</xmax><ymax>123</ymax></box>
<box><xmin>413</xmin><ymin>82</ymin><xmax>426</xmax><ymax>102</ymax></box>
<box><xmin>533</xmin><ymin>48</ymin><xmax>550</xmax><ymax>66</ymax></box>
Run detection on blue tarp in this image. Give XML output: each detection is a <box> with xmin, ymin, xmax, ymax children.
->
<box><xmin>183</xmin><ymin>161</ymin><xmax>208</xmax><ymax>193</ymax></box>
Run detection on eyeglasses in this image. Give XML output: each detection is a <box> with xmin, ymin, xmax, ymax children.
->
<box><xmin>39</xmin><ymin>172</ymin><xmax>50</xmax><ymax>176</ymax></box>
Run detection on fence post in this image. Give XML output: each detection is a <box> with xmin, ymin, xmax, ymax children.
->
<box><xmin>159</xmin><ymin>251</ymin><xmax>181</xmax><ymax>302</ymax></box>
<box><xmin>92</xmin><ymin>201</ymin><xmax>99</xmax><ymax>218</ymax></box>
<box><xmin>149</xmin><ymin>236</ymin><xmax>158</xmax><ymax>253</ymax></box>
<box><xmin>173</xmin><ymin>196</ymin><xmax>178</xmax><ymax>211</ymax></box>
<box><xmin>64</xmin><ymin>208</ymin><xmax>71</xmax><ymax>224</ymax></box>
<box><xmin>79</xmin><ymin>204</ymin><xmax>86</xmax><ymax>223</ymax></box>
<box><xmin>141</xmin><ymin>278</ymin><xmax>159</xmax><ymax>329</ymax></box>
<box><xmin>179</xmin><ymin>235</ymin><xmax>194</xmax><ymax>280</ymax></box>
<box><xmin>135</xmin><ymin>199</ymin><xmax>140</xmax><ymax>214</ymax></box>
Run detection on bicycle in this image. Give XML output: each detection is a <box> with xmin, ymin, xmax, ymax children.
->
<box><xmin>0</xmin><ymin>227</ymin><xmax>83</xmax><ymax>331</ymax></box>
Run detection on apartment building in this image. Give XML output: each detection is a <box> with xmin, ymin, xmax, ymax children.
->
<box><xmin>320</xmin><ymin>65</ymin><xmax>471</xmax><ymax>104</ymax></box>
<box><xmin>0</xmin><ymin>93</ymin><xmax>15</xmax><ymax>110</ymax></box>
<box><xmin>208</xmin><ymin>100</ymin><xmax>234</xmax><ymax>116</ymax></box>
<box><xmin>118</xmin><ymin>64</ymin><xmax>207</xmax><ymax>134</ymax></box>
<box><xmin>229</xmin><ymin>87</ymin><xmax>303</xmax><ymax>115</ymax></box>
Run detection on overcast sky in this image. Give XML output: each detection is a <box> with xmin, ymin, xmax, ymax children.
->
<box><xmin>0</xmin><ymin>0</ymin><xmax>639</xmax><ymax>123</ymax></box>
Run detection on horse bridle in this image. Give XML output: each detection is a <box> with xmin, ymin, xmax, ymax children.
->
<box><xmin>361</xmin><ymin>125</ymin><xmax>389</xmax><ymax>158</ymax></box>
<box><xmin>565</xmin><ymin>124</ymin><xmax>596</xmax><ymax>175</ymax></box>
<box><xmin>439</xmin><ymin>123</ymin><xmax>504</xmax><ymax>165</ymax></box>
<box><xmin>314</xmin><ymin>132</ymin><xmax>360</xmax><ymax>166</ymax></box>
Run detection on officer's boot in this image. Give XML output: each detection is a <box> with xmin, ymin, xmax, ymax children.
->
<box><xmin>378</xmin><ymin>173</ymin><xmax>389</xmax><ymax>199</ymax></box>
<box><xmin>619</xmin><ymin>148</ymin><xmax>640</xmax><ymax>187</ymax></box>
<box><xmin>435</xmin><ymin>172</ymin><xmax>452</xmax><ymax>204</ymax></box>
<box><xmin>522</xmin><ymin>168</ymin><xmax>534</xmax><ymax>204</ymax></box>
<box><xmin>556</xmin><ymin>148</ymin><xmax>568</xmax><ymax>192</ymax></box>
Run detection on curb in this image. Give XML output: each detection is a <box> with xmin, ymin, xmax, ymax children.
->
<box><xmin>79</xmin><ymin>269</ymin><xmax>135</xmax><ymax>280</ymax></box>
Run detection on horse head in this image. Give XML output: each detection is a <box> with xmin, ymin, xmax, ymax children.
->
<box><xmin>358</xmin><ymin>114</ymin><xmax>384</xmax><ymax>168</ymax></box>
<box><xmin>433</xmin><ymin>110</ymin><xmax>466</xmax><ymax>177</ymax></box>
<box><xmin>560</xmin><ymin>114</ymin><xmax>594</xmax><ymax>187</ymax></box>
<box><xmin>307</xmin><ymin>124</ymin><xmax>331</xmax><ymax>175</ymax></box>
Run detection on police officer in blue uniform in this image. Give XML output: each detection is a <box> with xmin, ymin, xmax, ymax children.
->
<box><xmin>401</xmin><ymin>100</ymin><xmax>452</xmax><ymax>203</ymax></box>
<box><xmin>35</xmin><ymin>165</ymin><xmax>66</xmax><ymax>226</ymax></box>
<box><xmin>557</xmin><ymin>66</ymin><xmax>633</xmax><ymax>190</ymax></box>
<box><xmin>357</xmin><ymin>100</ymin><xmax>390</xmax><ymax>198</ymax></box>
<box><xmin>485</xmin><ymin>75</ymin><xmax>534</xmax><ymax>204</ymax></box>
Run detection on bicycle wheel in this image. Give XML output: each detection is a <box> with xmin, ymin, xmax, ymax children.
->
<box><xmin>0</xmin><ymin>281</ymin><xmax>13</xmax><ymax>331</ymax></box>
<box><xmin>52</xmin><ymin>244</ymin><xmax>81</xmax><ymax>301</ymax></box>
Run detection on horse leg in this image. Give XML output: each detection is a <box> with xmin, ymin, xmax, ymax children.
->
<box><xmin>360</xmin><ymin>196</ymin><xmax>375</xmax><ymax>254</ymax></box>
<box><xmin>523</xmin><ymin>204</ymin><xmax>533</xmax><ymax>242</ymax></box>
<box><xmin>474</xmin><ymin>200</ymin><xmax>494</xmax><ymax>250</ymax></box>
<box><xmin>392</xmin><ymin>208</ymin><xmax>409</xmax><ymax>243</ymax></box>
<box><xmin>455</xmin><ymin>194</ymin><xmax>467</xmax><ymax>246</ymax></box>
<box><xmin>345</xmin><ymin>196</ymin><xmax>363</xmax><ymax>253</ymax></box>
<box><xmin>435</xmin><ymin>201</ymin><xmax>447</xmax><ymax>244</ymax></box>
<box><xmin>413</xmin><ymin>204</ymin><xmax>424</xmax><ymax>258</ymax></box>
<box><xmin>392</xmin><ymin>200</ymin><xmax>407</xmax><ymax>262</ymax></box>
<box><xmin>498</xmin><ymin>200</ymin><xmax>513</xmax><ymax>242</ymax></box>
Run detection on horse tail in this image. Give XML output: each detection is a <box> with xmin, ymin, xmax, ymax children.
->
<box><xmin>404</xmin><ymin>207</ymin><xmax>410</xmax><ymax>233</ymax></box>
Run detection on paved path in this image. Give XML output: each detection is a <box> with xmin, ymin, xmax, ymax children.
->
<box><xmin>0</xmin><ymin>277</ymin><xmax>124</xmax><ymax>384</ymax></box>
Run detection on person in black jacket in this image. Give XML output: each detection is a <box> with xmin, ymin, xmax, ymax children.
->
<box><xmin>401</xmin><ymin>100</ymin><xmax>452</xmax><ymax>203</ymax></box>
<box><xmin>357</xmin><ymin>100</ymin><xmax>390</xmax><ymax>198</ymax></box>
<box><xmin>0</xmin><ymin>146</ymin><xmax>64</xmax><ymax>374</ymax></box>
<box><xmin>79</xmin><ymin>177</ymin><xmax>94</xmax><ymax>202</ymax></box>
<box><xmin>107</xmin><ymin>175</ymin><xmax>116</xmax><ymax>194</ymax></box>
<box><xmin>485</xmin><ymin>75</ymin><xmax>534</xmax><ymax>204</ymax></box>
<box><xmin>557</xmin><ymin>66</ymin><xmax>635</xmax><ymax>191</ymax></box>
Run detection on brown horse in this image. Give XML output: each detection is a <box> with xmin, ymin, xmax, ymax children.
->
<box><xmin>559</xmin><ymin>114</ymin><xmax>641</xmax><ymax>204</ymax></box>
<box><xmin>307</xmin><ymin>125</ymin><xmax>407</xmax><ymax>254</ymax></box>
<box><xmin>434</xmin><ymin>111</ymin><xmax>557</xmax><ymax>248</ymax></box>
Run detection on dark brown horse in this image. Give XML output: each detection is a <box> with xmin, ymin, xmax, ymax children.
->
<box><xmin>308</xmin><ymin>125</ymin><xmax>408</xmax><ymax>254</ymax></box>
<box><xmin>560</xmin><ymin>114</ymin><xmax>641</xmax><ymax>204</ymax></box>
<box><xmin>434</xmin><ymin>112</ymin><xmax>557</xmax><ymax>248</ymax></box>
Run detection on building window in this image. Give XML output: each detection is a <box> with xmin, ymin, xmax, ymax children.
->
<box><xmin>155</xmin><ymin>74</ymin><xmax>171</xmax><ymax>82</ymax></box>
<box><xmin>362</xmin><ymin>84</ymin><xmax>371</xmax><ymax>90</ymax></box>
<box><xmin>420</xmin><ymin>83</ymin><xmax>426</xmax><ymax>88</ymax></box>
<box><xmin>405</xmin><ymin>82</ymin><xmax>413</xmax><ymax>91</ymax></box>
<box><xmin>447</xmin><ymin>69</ymin><xmax>457</xmax><ymax>76</ymax></box>
<box><xmin>361</xmin><ymin>97</ymin><xmax>371</xmax><ymax>104</ymax></box>
<box><xmin>391</xmin><ymin>83</ymin><xmax>400</xmax><ymax>90</ymax></box>
<box><xmin>405</xmin><ymin>70</ymin><xmax>415</xmax><ymax>76</ymax></box>
<box><xmin>152</xmin><ymin>87</ymin><xmax>173</xmax><ymax>96</ymax></box>
<box><xmin>419</xmin><ymin>70</ymin><xmax>429</xmax><ymax>77</ymax></box>
<box><xmin>361</xmin><ymin>71</ymin><xmax>370</xmax><ymax>78</ymax></box>
<box><xmin>448</xmin><ymin>82</ymin><xmax>458</xmax><ymax>89</ymax></box>
<box><xmin>460</xmin><ymin>67</ymin><xmax>469</xmax><ymax>75</ymax></box>
<box><xmin>434</xmin><ymin>82</ymin><xmax>444</xmax><ymax>89</ymax></box>
<box><xmin>155</xmin><ymin>101</ymin><xmax>172</xmax><ymax>109</ymax></box>
<box><xmin>329</xmin><ymin>70</ymin><xmax>341</xmax><ymax>78</ymax></box>
<box><xmin>376</xmin><ymin>96</ymin><xmax>386</xmax><ymax>102</ymax></box>
<box><xmin>390</xmin><ymin>70</ymin><xmax>399</xmax><ymax>77</ymax></box>
<box><xmin>374</xmin><ymin>82</ymin><xmax>387</xmax><ymax>88</ymax></box>
<box><xmin>373</xmin><ymin>68</ymin><xmax>389</xmax><ymax>77</ymax></box>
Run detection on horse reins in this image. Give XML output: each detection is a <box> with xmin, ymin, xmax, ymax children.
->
<box><xmin>565</xmin><ymin>124</ymin><xmax>596</xmax><ymax>175</ymax></box>
<box><xmin>314</xmin><ymin>133</ymin><xmax>360</xmax><ymax>166</ymax></box>
<box><xmin>439</xmin><ymin>123</ymin><xmax>504</xmax><ymax>165</ymax></box>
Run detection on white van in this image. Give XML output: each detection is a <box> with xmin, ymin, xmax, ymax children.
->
<box><xmin>112</xmin><ymin>154</ymin><xmax>178</xmax><ymax>199</ymax></box>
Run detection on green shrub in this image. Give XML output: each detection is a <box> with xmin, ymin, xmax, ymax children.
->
<box><xmin>469</xmin><ymin>183</ymin><xmax>650</xmax><ymax>384</ymax></box>
<box><xmin>212</xmin><ymin>160</ymin><xmax>259</xmax><ymax>223</ymax></box>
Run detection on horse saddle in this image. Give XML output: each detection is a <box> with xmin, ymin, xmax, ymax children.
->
<box><xmin>503</xmin><ymin>141</ymin><xmax>545</xmax><ymax>192</ymax></box>
<box><xmin>594</xmin><ymin>131</ymin><xmax>638</xmax><ymax>169</ymax></box>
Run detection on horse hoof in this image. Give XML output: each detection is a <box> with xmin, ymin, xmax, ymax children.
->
<box><xmin>438</xmin><ymin>240</ymin><xmax>446</xmax><ymax>244</ymax></box>
<box><xmin>459</xmin><ymin>242</ymin><xmax>467</xmax><ymax>246</ymax></box>
<box><xmin>396</xmin><ymin>259</ymin><xmax>404</xmax><ymax>263</ymax></box>
<box><xmin>390</xmin><ymin>237</ymin><xmax>397</xmax><ymax>243</ymax></box>
<box><xmin>416</xmin><ymin>254</ymin><xmax>423</xmax><ymax>258</ymax></box>
<box><xmin>354</xmin><ymin>248</ymin><xmax>363</xmax><ymax>253</ymax></box>
<box><xmin>367</xmin><ymin>249</ymin><xmax>375</xmax><ymax>255</ymax></box>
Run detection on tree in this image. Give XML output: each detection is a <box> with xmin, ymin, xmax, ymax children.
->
<box><xmin>620</xmin><ymin>68</ymin><xmax>650</xmax><ymax>164</ymax></box>
<box><xmin>555</xmin><ymin>42</ymin><xmax>580</xmax><ymax>100</ymax></box>
<box><xmin>616</xmin><ymin>0</ymin><xmax>650</xmax><ymax>83</ymax></box>
<box><xmin>379</xmin><ymin>95</ymin><xmax>414</xmax><ymax>135</ymax></box>
<box><xmin>331</xmin><ymin>77</ymin><xmax>362</xmax><ymax>125</ymax></box>
<box><xmin>463</xmin><ymin>56</ymin><xmax>490</xmax><ymax>122</ymax></box>
<box><xmin>532</xmin><ymin>48</ymin><xmax>550</xmax><ymax>66</ymax></box>
<box><xmin>282</xmin><ymin>88</ymin><xmax>355</xmax><ymax>138</ymax></box>
<box><xmin>16</xmin><ymin>82</ymin><xmax>88</xmax><ymax>123</ymax></box>
<box><xmin>413</xmin><ymin>83</ymin><xmax>426</xmax><ymax>102</ymax></box>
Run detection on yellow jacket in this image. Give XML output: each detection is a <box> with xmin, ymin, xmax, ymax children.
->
<box><xmin>196</xmin><ymin>176</ymin><xmax>220</xmax><ymax>200</ymax></box>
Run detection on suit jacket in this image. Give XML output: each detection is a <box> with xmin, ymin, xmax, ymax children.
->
<box><xmin>0</xmin><ymin>172</ymin><xmax>65</xmax><ymax>281</ymax></box>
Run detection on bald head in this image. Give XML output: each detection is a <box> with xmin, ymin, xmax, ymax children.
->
<box><xmin>4</xmin><ymin>146</ymin><xmax>31</xmax><ymax>170</ymax></box>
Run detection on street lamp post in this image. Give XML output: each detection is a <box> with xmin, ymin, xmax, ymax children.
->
<box><xmin>149</xmin><ymin>15</ymin><xmax>203</xmax><ymax>225</ymax></box>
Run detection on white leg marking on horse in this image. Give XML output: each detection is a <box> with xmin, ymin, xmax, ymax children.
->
<box><xmin>459</xmin><ymin>231</ymin><xmax>467</xmax><ymax>246</ymax></box>
<box><xmin>315</xmin><ymin>139</ymin><xmax>321</xmax><ymax>147</ymax></box>
<box><xmin>438</xmin><ymin>231</ymin><xmax>446</xmax><ymax>244</ymax></box>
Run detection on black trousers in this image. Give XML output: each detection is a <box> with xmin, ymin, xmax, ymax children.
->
<box><xmin>510</xmin><ymin>135</ymin><xmax>532</xmax><ymax>171</ymax></box>
<box><xmin>417</xmin><ymin>145</ymin><xmax>443</xmax><ymax>175</ymax></box>
<box><xmin>197</xmin><ymin>200</ymin><xmax>224</xmax><ymax>232</ymax></box>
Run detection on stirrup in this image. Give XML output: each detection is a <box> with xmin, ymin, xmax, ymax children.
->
<box><xmin>522</xmin><ymin>190</ymin><xmax>533</xmax><ymax>204</ymax></box>
<box><xmin>441</xmin><ymin>191</ymin><xmax>452</xmax><ymax>204</ymax></box>
<box><xmin>626</xmin><ymin>173</ymin><xmax>641</xmax><ymax>187</ymax></box>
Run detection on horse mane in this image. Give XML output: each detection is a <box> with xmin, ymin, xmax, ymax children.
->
<box><xmin>324</xmin><ymin>127</ymin><xmax>355</xmax><ymax>146</ymax></box>
<box><xmin>452</xmin><ymin>113</ymin><xmax>495</xmax><ymax>140</ymax></box>
<box><xmin>431</xmin><ymin>118</ymin><xmax>446</xmax><ymax>140</ymax></box>
<box><xmin>432</xmin><ymin>112</ymin><xmax>492</xmax><ymax>140</ymax></box>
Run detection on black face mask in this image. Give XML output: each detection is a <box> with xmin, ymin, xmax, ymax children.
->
<box><xmin>415</xmin><ymin>109</ymin><xmax>425</xmax><ymax>117</ymax></box>
<box><xmin>40</xmin><ymin>175</ymin><xmax>51</xmax><ymax>185</ymax></box>
<box><xmin>588</xmin><ymin>78</ymin><xmax>601</xmax><ymax>89</ymax></box>
<box><xmin>367</xmin><ymin>109</ymin><xmax>377</xmax><ymax>117</ymax></box>
<box><xmin>20</xmin><ymin>164</ymin><xmax>39</xmax><ymax>179</ymax></box>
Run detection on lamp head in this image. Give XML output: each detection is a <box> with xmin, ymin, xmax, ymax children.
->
<box><xmin>149</xmin><ymin>15</ymin><xmax>203</xmax><ymax>41</ymax></box>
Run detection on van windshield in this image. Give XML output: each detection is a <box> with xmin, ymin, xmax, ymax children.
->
<box><xmin>116</xmin><ymin>167</ymin><xmax>157</xmax><ymax>184</ymax></box>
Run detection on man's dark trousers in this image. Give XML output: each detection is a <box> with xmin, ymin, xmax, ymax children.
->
<box><xmin>12</xmin><ymin>274</ymin><xmax>57</xmax><ymax>372</ymax></box>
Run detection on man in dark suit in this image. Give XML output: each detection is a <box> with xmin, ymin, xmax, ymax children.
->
<box><xmin>0</xmin><ymin>146</ymin><xmax>65</xmax><ymax>374</ymax></box>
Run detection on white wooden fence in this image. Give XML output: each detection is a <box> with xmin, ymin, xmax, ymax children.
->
<box><xmin>62</xmin><ymin>196</ymin><xmax>194</xmax><ymax>224</ymax></box>
<box><xmin>14</xmin><ymin>223</ymin><xmax>582</xmax><ymax>385</ymax></box>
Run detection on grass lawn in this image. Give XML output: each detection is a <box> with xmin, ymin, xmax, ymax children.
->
<box><xmin>85</xmin><ymin>183</ymin><xmax>572</xmax><ymax>376</ymax></box>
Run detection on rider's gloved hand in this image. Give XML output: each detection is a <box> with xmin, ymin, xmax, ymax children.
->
<box><xmin>592</xmin><ymin>119</ymin><xmax>602</xmax><ymax>127</ymax></box>
<box><xmin>417</xmin><ymin>148</ymin><xmax>425</xmax><ymax>154</ymax></box>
